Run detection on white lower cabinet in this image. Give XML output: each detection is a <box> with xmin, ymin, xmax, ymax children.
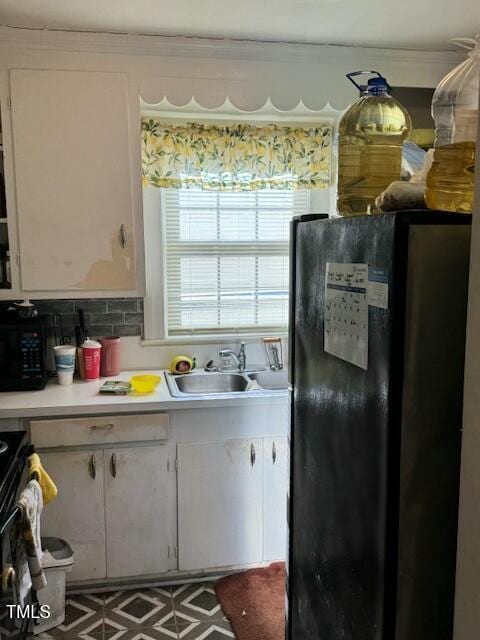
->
<box><xmin>263</xmin><ymin>437</ymin><xmax>288</xmax><ymax>561</ymax></box>
<box><xmin>41</xmin><ymin>450</ymin><xmax>107</xmax><ymax>582</ymax></box>
<box><xmin>104</xmin><ymin>445</ymin><xmax>169</xmax><ymax>577</ymax></box>
<box><xmin>41</xmin><ymin>444</ymin><xmax>170</xmax><ymax>582</ymax></box>
<box><xmin>37</xmin><ymin>409</ymin><xmax>288</xmax><ymax>582</ymax></box>
<box><xmin>177</xmin><ymin>439</ymin><xmax>264</xmax><ymax>571</ymax></box>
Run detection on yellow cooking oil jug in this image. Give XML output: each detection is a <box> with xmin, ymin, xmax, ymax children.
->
<box><xmin>425</xmin><ymin>36</ymin><xmax>480</xmax><ymax>213</ymax></box>
<box><xmin>337</xmin><ymin>70</ymin><xmax>412</xmax><ymax>216</ymax></box>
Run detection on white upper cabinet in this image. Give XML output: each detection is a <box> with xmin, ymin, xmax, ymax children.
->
<box><xmin>9</xmin><ymin>69</ymin><xmax>143</xmax><ymax>294</ymax></box>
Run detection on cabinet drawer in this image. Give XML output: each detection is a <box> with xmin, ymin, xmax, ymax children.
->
<box><xmin>30</xmin><ymin>413</ymin><xmax>169</xmax><ymax>448</ymax></box>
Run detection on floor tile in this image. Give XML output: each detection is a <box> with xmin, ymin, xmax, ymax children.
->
<box><xmin>103</xmin><ymin>589</ymin><xmax>175</xmax><ymax>630</ymax></box>
<box><xmin>36</xmin><ymin>635</ymin><xmax>104</xmax><ymax>640</ymax></box>
<box><xmin>150</xmin><ymin>587</ymin><xmax>173</xmax><ymax>599</ymax></box>
<box><xmin>39</xmin><ymin>582</ymin><xmax>235</xmax><ymax>640</ymax></box>
<box><xmin>104</xmin><ymin>627</ymin><xmax>179</xmax><ymax>640</ymax></box>
<box><xmin>171</xmin><ymin>584</ymin><xmax>224</xmax><ymax>624</ymax></box>
<box><xmin>40</xmin><ymin>594</ymin><xmax>105</xmax><ymax>638</ymax></box>
<box><xmin>176</xmin><ymin>620</ymin><xmax>235</xmax><ymax>640</ymax></box>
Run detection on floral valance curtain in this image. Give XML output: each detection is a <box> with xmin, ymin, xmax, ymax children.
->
<box><xmin>141</xmin><ymin>118</ymin><xmax>331</xmax><ymax>191</ymax></box>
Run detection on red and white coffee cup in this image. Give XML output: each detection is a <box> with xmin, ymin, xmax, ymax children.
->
<box><xmin>82</xmin><ymin>339</ymin><xmax>102</xmax><ymax>380</ymax></box>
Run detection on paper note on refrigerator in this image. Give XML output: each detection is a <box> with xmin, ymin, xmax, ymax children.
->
<box><xmin>368</xmin><ymin>267</ymin><xmax>389</xmax><ymax>309</ymax></box>
<box><xmin>324</xmin><ymin>263</ymin><xmax>368</xmax><ymax>370</ymax></box>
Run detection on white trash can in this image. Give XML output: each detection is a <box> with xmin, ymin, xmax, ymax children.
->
<box><xmin>33</xmin><ymin>537</ymin><xmax>74</xmax><ymax>635</ymax></box>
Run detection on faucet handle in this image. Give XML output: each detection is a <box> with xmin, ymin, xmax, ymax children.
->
<box><xmin>204</xmin><ymin>359</ymin><xmax>219</xmax><ymax>372</ymax></box>
<box><xmin>263</xmin><ymin>336</ymin><xmax>283</xmax><ymax>370</ymax></box>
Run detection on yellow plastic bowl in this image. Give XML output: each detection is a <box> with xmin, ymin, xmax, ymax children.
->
<box><xmin>130</xmin><ymin>374</ymin><xmax>161</xmax><ymax>394</ymax></box>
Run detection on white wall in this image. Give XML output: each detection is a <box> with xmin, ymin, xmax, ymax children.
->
<box><xmin>453</xmin><ymin>95</ymin><xmax>480</xmax><ymax>640</ymax></box>
<box><xmin>119</xmin><ymin>334</ymin><xmax>282</xmax><ymax>371</ymax></box>
<box><xmin>0</xmin><ymin>27</ymin><xmax>462</xmax><ymax>112</ymax></box>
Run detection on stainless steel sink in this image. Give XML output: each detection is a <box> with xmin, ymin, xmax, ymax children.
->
<box><xmin>248</xmin><ymin>370</ymin><xmax>289</xmax><ymax>390</ymax></box>
<box><xmin>165</xmin><ymin>369</ymin><xmax>289</xmax><ymax>398</ymax></box>
<box><xmin>168</xmin><ymin>373</ymin><xmax>249</xmax><ymax>396</ymax></box>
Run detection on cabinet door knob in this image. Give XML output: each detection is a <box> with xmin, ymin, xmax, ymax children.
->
<box><xmin>250</xmin><ymin>443</ymin><xmax>256</xmax><ymax>467</ymax></box>
<box><xmin>120</xmin><ymin>224</ymin><xmax>127</xmax><ymax>249</ymax></box>
<box><xmin>89</xmin><ymin>454</ymin><xmax>96</xmax><ymax>479</ymax></box>
<box><xmin>111</xmin><ymin>453</ymin><xmax>117</xmax><ymax>478</ymax></box>
<box><xmin>272</xmin><ymin>441</ymin><xmax>277</xmax><ymax>464</ymax></box>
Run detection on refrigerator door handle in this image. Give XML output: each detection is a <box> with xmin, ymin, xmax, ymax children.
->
<box><xmin>272</xmin><ymin>441</ymin><xmax>277</xmax><ymax>464</ymax></box>
<box><xmin>250</xmin><ymin>443</ymin><xmax>256</xmax><ymax>467</ymax></box>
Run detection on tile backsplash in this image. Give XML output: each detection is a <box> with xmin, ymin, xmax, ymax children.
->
<box><xmin>30</xmin><ymin>298</ymin><xmax>144</xmax><ymax>339</ymax></box>
<box><xmin>4</xmin><ymin>297</ymin><xmax>285</xmax><ymax>371</ymax></box>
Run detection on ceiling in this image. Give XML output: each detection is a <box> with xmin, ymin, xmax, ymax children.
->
<box><xmin>0</xmin><ymin>0</ymin><xmax>479</xmax><ymax>51</ymax></box>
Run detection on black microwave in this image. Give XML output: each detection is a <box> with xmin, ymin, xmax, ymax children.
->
<box><xmin>0</xmin><ymin>312</ymin><xmax>48</xmax><ymax>391</ymax></box>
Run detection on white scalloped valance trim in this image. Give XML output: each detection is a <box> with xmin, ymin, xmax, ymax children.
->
<box><xmin>140</xmin><ymin>96</ymin><xmax>346</xmax><ymax>122</ymax></box>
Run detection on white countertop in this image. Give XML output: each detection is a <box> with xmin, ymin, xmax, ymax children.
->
<box><xmin>0</xmin><ymin>370</ymin><xmax>288</xmax><ymax>419</ymax></box>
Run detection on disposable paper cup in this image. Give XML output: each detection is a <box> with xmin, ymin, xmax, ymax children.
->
<box><xmin>82</xmin><ymin>339</ymin><xmax>102</xmax><ymax>380</ymax></box>
<box><xmin>53</xmin><ymin>345</ymin><xmax>76</xmax><ymax>385</ymax></box>
<box><xmin>57</xmin><ymin>370</ymin><xmax>74</xmax><ymax>385</ymax></box>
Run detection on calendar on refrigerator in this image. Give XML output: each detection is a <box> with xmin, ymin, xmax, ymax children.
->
<box><xmin>324</xmin><ymin>262</ymin><xmax>368</xmax><ymax>370</ymax></box>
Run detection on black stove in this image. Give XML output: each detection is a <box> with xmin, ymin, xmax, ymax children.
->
<box><xmin>0</xmin><ymin>430</ymin><xmax>27</xmax><ymax>464</ymax></box>
<box><xmin>0</xmin><ymin>431</ymin><xmax>29</xmax><ymax>517</ymax></box>
<box><xmin>0</xmin><ymin>430</ymin><xmax>30</xmax><ymax>640</ymax></box>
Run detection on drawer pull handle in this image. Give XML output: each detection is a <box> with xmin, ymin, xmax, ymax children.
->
<box><xmin>89</xmin><ymin>454</ymin><xmax>96</xmax><ymax>479</ymax></box>
<box><xmin>272</xmin><ymin>441</ymin><xmax>277</xmax><ymax>464</ymax></box>
<box><xmin>250</xmin><ymin>443</ymin><xmax>256</xmax><ymax>467</ymax></box>
<box><xmin>120</xmin><ymin>224</ymin><xmax>127</xmax><ymax>249</ymax></box>
<box><xmin>90</xmin><ymin>423</ymin><xmax>114</xmax><ymax>431</ymax></box>
<box><xmin>111</xmin><ymin>453</ymin><xmax>117</xmax><ymax>478</ymax></box>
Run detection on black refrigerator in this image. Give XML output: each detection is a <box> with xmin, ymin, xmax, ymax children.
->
<box><xmin>287</xmin><ymin>211</ymin><xmax>471</xmax><ymax>640</ymax></box>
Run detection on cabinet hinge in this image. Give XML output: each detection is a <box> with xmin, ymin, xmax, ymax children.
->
<box><xmin>6</xmin><ymin>96</ymin><xmax>11</xmax><ymax>110</ymax></box>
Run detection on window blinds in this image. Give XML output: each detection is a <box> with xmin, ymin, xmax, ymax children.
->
<box><xmin>162</xmin><ymin>188</ymin><xmax>309</xmax><ymax>336</ymax></box>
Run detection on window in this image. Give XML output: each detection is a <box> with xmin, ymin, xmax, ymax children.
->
<box><xmin>161</xmin><ymin>188</ymin><xmax>310</xmax><ymax>338</ymax></box>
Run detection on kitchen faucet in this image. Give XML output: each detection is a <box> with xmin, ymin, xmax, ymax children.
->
<box><xmin>219</xmin><ymin>342</ymin><xmax>247</xmax><ymax>372</ymax></box>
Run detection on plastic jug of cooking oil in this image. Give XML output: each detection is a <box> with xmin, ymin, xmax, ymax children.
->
<box><xmin>425</xmin><ymin>36</ymin><xmax>480</xmax><ymax>213</ymax></box>
<box><xmin>337</xmin><ymin>71</ymin><xmax>412</xmax><ymax>216</ymax></box>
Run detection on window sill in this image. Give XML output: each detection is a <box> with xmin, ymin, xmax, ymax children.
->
<box><xmin>141</xmin><ymin>332</ymin><xmax>287</xmax><ymax>347</ymax></box>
